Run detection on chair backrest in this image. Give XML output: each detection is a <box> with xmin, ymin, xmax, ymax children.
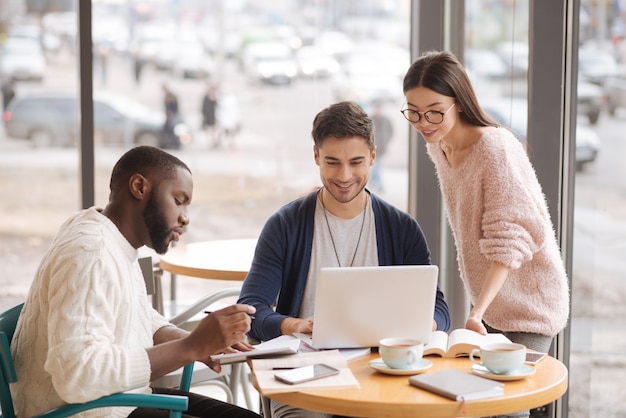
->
<box><xmin>0</xmin><ymin>303</ymin><xmax>24</xmax><ymax>418</ymax></box>
<box><xmin>0</xmin><ymin>302</ymin><xmax>191</xmax><ymax>418</ymax></box>
<box><xmin>139</xmin><ymin>256</ymin><xmax>156</xmax><ymax>296</ymax></box>
<box><xmin>139</xmin><ymin>256</ymin><xmax>166</xmax><ymax>314</ymax></box>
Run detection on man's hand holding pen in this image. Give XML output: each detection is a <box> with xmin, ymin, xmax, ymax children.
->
<box><xmin>188</xmin><ymin>304</ymin><xmax>256</xmax><ymax>372</ymax></box>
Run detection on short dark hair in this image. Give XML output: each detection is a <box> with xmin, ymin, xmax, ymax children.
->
<box><xmin>109</xmin><ymin>146</ymin><xmax>191</xmax><ymax>193</ymax></box>
<box><xmin>403</xmin><ymin>50</ymin><xmax>496</xmax><ymax>127</ymax></box>
<box><xmin>311</xmin><ymin>101</ymin><xmax>375</xmax><ymax>150</ymax></box>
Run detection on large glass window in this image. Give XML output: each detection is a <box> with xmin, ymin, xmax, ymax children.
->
<box><xmin>570</xmin><ymin>2</ymin><xmax>626</xmax><ymax>417</ymax></box>
<box><xmin>0</xmin><ymin>0</ymin><xmax>78</xmax><ymax>311</ymax></box>
<box><xmin>1</xmin><ymin>1</ymin><xmax>411</xmax><ymax>314</ymax></box>
<box><xmin>463</xmin><ymin>1</ymin><xmax>625</xmax><ymax>417</ymax></box>
<box><xmin>89</xmin><ymin>1</ymin><xmax>411</xmax><ymax>304</ymax></box>
<box><xmin>464</xmin><ymin>1</ymin><xmax>529</xmax><ymax>154</ymax></box>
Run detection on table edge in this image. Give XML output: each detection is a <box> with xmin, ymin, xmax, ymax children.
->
<box><xmin>255</xmin><ymin>356</ymin><xmax>569</xmax><ymax>417</ymax></box>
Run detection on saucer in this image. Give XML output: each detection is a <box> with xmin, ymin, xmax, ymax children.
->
<box><xmin>471</xmin><ymin>364</ymin><xmax>536</xmax><ymax>381</ymax></box>
<box><xmin>369</xmin><ymin>358</ymin><xmax>433</xmax><ymax>375</ymax></box>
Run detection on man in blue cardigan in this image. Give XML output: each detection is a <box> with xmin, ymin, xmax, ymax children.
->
<box><xmin>238</xmin><ymin>101</ymin><xmax>450</xmax><ymax>417</ymax></box>
<box><xmin>239</xmin><ymin>100</ymin><xmax>449</xmax><ymax>339</ymax></box>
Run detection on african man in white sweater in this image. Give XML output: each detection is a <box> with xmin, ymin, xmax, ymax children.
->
<box><xmin>11</xmin><ymin>146</ymin><xmax>260</xmax><ymax>418</ymax></box>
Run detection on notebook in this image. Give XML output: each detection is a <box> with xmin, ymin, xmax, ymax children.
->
<box><xmin>306</xmin><ymin>265</ymin><xmax>439</xmax><ymax>349</ymax></box>
<box><xmin>409</xmin><ymin>369</ymin><xmax>504</xmax><ymax>401</ymax></box>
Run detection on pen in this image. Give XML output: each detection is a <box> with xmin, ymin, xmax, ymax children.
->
<box><xmin>203</xmin><ymin>310</ymin><xmax>256</xmax><ymax>320</ymax></box>
<box><xmin>272</xmin><ymin>367</ymin><xmax>295</xmax><ymax>370</ymax></box>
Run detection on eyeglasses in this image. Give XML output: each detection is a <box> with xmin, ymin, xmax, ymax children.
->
<box><xmin>400</xmin><ymin>103</ymin><xmax>456</xmax><ymax>124</ymax></box>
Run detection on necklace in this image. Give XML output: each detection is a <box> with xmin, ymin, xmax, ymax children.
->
<box><xmin>319</xmin><ymin>189</ymin><xmax>368</xmax><ymax>267</ymax></box>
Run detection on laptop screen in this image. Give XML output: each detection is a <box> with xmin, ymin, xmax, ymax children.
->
<box><xmin>311</xmin><ymin>265</ymin><xmax>438</xmax><ymax>349</ymax></box>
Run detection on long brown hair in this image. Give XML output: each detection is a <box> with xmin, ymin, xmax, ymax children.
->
<box><xmin>403</xmin><ymin>50</ymin><xmax>497</xmax><ymax>127</ymax></box>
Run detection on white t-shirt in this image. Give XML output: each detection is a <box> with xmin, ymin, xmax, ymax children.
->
<box><xmin>299</xmin><ymin>195</ymin><xmax>378</xmax><ymax>319</ymax></box>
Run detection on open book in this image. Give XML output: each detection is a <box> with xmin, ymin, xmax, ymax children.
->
<box><xmin>210</xmin><ymin>335</ymin><xmax>300</xmax><ymax>365</ymax></box>
<box><xmin>250</xmin><ymin>350</ymin><xmax>360</xmax><ymax>394</ymax></box>
<box><xmin>424</xmin><ymin>329</ymin><xmax>511</xmax><ymax>358</ymax></box>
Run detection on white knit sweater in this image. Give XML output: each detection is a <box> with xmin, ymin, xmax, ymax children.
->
<box><xmin>10</xmin><ymin>207</ymin><xmax>171</xmax><ymax>417</ymax></box>
<box><xmin>426</xmin><ymin>128</ymin><xmax>569</xmax><ymax>336</ymax></box>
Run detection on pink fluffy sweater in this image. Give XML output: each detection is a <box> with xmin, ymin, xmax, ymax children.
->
<box><xmin>426</xmin><ymin>127</ymin><xmax>569</xmax><ymax>336</ymax></box>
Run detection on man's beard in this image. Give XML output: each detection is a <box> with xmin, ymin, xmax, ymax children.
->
<box><xmin>143</xmin><ymin>189</ymin><xmax>171</xmax><ymax>254</ymax></box>
<box><xmin>323</xmin><ymin>181</ymin><xmax>366</xmax><ymax>204</ymax></box>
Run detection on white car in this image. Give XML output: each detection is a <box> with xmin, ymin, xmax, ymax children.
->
<box><xmin>495</xmin><ymin>41</ymin><xmax>529</xmax><ymax>77</ymax></box>
<box><xmin>0</xmin><ymin>38</ymin><xmax>46</xmax><ymax>82</ymax></box>
<box><xmin>295</xmin><ymin>46</ymin><xmax>340</xmax><ymax>78</ymax></box>
<box><xmin>464</xmin><ymin>48</ymin><xmax>509</xmax><ymax>79</ymax></box>
<box><xmin>578</xmin><ymin>48</ymin><xmax>621</xmax><ymax>86</ymax></box>
<box><xmin>242</xmin><ymin>41</ymin><xmax>297</xmax><ymax>85</ymax></box>
<box><xmin>331</xmin><ymin>42</ymin><xmax>408</xmax><ymax>104</ymax></box>
<box><xmin>173</xmin><ymin>41</ymin><xmax>215</xmax><ymax>79</ymax></box>
<box><xmin>314</xmin><ymin>30</ymin><xmax>355</xmax><ymax>59</ymax></box>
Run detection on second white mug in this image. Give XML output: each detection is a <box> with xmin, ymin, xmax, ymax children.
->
<box><xmin>379</xmin><ymin>338</ymin><xmax>424</xmax><ymax>370</ymax></box>
<box><xmin>469</xmin><ymin>342</ymin><xmax>526</xmax><ymax>375</ymax></box>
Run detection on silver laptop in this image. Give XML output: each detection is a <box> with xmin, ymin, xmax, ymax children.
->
<box><xmin>309</xmin><ymin>265</ymin><xmax>439</xmax><ymax>349</ymax></box>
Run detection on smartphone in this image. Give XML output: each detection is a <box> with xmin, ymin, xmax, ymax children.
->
<box><xmin>274</xmin><ymin>363</ymin><xmax>340</xmax><ymax>385</ymax></box>
<box><xmin>525</xmin><ymin>351</ymin><xmax>548</xmax><ymax>365</ymax></box>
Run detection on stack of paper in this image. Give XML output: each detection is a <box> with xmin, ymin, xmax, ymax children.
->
<box><xmin>250</xmin><ymin>350</ymin><xmax>361</xmax><ymax>394</ymax></box>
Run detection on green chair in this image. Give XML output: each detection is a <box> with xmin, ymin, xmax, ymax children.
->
<box><xmin>0</xmin><ymin>303</ymin><xmax>194</xmax><ymax>418</ymax></box>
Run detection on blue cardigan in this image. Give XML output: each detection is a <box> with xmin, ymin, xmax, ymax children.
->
<box><xmin>238</xmin><ymin>190</ymin><xmax>451</xmax><ymax>341</ymax></box>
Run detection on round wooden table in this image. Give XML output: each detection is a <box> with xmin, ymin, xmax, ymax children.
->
<box><xmin>159</xmin><ymin>238</ymin><xmax>257</xmax><ymax>281</ymax></box>
<box><xmin>260</xmin><ymin>353</ymin><xmax>568</xmax><ymax>418</ymax></box>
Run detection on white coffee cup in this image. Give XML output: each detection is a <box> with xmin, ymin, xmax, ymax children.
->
<box><xmin>469</xmin><ymin>342</ymin><xmax>526</xmax><ymax>375</ymax></box>
<box><xmin>379</xmin><ymin>338</ymin><xmax>424</xmax><ymax>370</ymax></box>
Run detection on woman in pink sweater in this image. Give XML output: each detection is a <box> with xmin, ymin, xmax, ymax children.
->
<box><xmin>401</xmin><ymin>51</ymin><xmax>569</xmax><ymax>360</ymax></box>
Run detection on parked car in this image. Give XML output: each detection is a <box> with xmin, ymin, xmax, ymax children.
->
<box><xmin>295</xmin><ymin>46</ymin><xmax>340</xmax><ymax>78</ymax></box>
<box><xmin>0</xmin><ymin>37</ymin><xmax>46</xmax><ymax>82</ymax></box>
<box><xmin>241</xmin><ymin>41</ymin><xmax>298</xmax><ymax>85</ymax></box>
<box><xmin>331</xmin><ymin>41</ymin><xmax>408</xmax><ymax>104</ymax></box>
<box><xmin>464</xmin><ymin>48</ymin><xmax>509</xmax><ymax>79</ymax></box>
<box><xmin>172</xmin><ymin>41</ymin><xmax>215</xmax><ymax>79</ymax></box>
<box><xmin>495</xmin><ymin>41</ymin><xmax>529</xmax><ymax>78</ymax></box>
<box><xmin>3</xmin><ymin>91</ymin><xmax>191</xmax><ymax>148</ymax></box>
<box><xmin>603</xmin><ymin>74</ymin><xmax>626</xmax><ymax>116</ymax></box>
<box><xmin>331</xmin><ymin>60</ymin><xmax>402</xmax><ymax>104</ymax></box>
<box><xmin>153</xmin><ymin>39</ymin><xmax>178</xmax><ymax>71</ymax></box>
<box><xmin>128</xmin><ymin>21</ymin><xmax>176</xmax><ymax>68</ymax></box>
<box><xmin>480</xmin><ymin>97</ymin><xmax>599</xmax><ymax>171</ymax></box>
<box><xmin>578</xmin><ymin>48</ymin><xmax>621</xmax><ymax>86</ymax></box>
<box><xmin>313</xmin><ymin>30</ymin><xmax>355</xmax><ymax>60</ymax></box>
<box><xmin>577</xmin><ymin>77</ymin><xmax>604</xmax><ymax>125</ymax></box>
<box><xmin>465</xmin><ymin>50</ymin><xmax>603</xmax><ymax>126</ymax></box>
<box><xmin>574</xmin><ymin>126</ymin><xmax>600</xmax><ymax>169</ymax></box>
<box><xmin>8</xmin><ymin>23</ymin><xmax>62</xmax><ymax>53</ymax></box>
